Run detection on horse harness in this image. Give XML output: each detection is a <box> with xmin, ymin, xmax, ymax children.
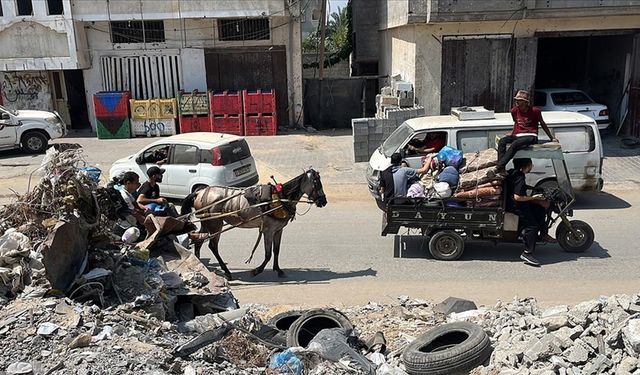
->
<box><xmin>243</xmin><ymin>183</ymin><xmax>296</xmax><ymax>221</ymax></box>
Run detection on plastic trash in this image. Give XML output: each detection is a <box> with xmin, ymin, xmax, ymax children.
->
<box><xmin>92</xmin><ymin>325</ymin><xmax>113</xmax><ymax>342</ymax></box>
<box><xmin>436</xmin><ymin>146</ymin><xmax>464</xmax><ymax>168</ymax></box>
<box><xmin>79</xmin><ymin>167</ymin><xmax>102</xmax><ymax>183</ymax></box>
<box><xmin>269</xmin><ymin>349</ymin><xmax>303</xmax><ymax>375</ymax></box>
<box><xmin>307</xmin><ymin>328</ymin><xmax>376</xmax><ymax>375</ymax></box>
<box><xmin>121</xmin><ymin>227</ymin><xmax>140</xmax><ymax>244</ymax></box>
<box><xmin>37</xmin><ymin>322</ymin><xmax>60</xmax><ymax>336</ymax></box>
<box><xmin>6</xmin><ymin>362</ymin><xmax>33</xmax><ymax>375</ymax></box>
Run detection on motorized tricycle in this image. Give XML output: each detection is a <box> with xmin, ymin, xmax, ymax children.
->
<box><xmin>382</xmin><ymin>145</ymin><xmax>595</xmax><ymax>260</ymax></box>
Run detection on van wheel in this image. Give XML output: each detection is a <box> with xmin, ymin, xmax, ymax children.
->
<box><xmin>192</xmin><ymin>184</ymin><xmax>208</xmax><ymax>193</ymax></box>
<box><xmin>22</xmin><ymin>132</ymin><xmax>48</xmax><ymax>154</ymax></box>
<box><xmin>429</xmin><ymin>231</ymin><xmax>464</xmax><ymax>260</ymax></box>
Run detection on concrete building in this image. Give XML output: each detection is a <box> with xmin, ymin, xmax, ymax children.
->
<box><xmin>371</xmin><ymin>0</ymin><xmax>640</xmax><ymax>136</ymax></box>
<box><xmin>0</xmin><ymin>0</ymin><xmax>304</xmax><ymax>130</ymax></box>
<box><xmin>0</xmin><ymin>0</ymin><xmax>91</xmax><ymax>129</ymax></box>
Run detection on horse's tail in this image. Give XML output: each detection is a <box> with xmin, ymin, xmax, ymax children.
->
<box><xmin>181</xmin><ymin>191</ymin><xmax>198</xmax><ymax>216</ymax></box>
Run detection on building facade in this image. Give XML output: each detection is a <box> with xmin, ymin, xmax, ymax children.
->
<box><xmin>0</xmin><ymin>0</ymin><xmax>304</xmax><ymax>130</ymax></box>
<box><xmin>370</xmin><ymin>0</ymin><xmax>640</xmax><ymax>136</ymax></box>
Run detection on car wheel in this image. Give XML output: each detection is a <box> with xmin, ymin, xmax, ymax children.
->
<box><xmin>429</xmin><ymin>231</ymin><xmax>464</xmax><ymax>260</ymax></box>
<box><xmin>21</xmin><ymin>131</ymin><xmax>48</xmax><ymax>154</ymax></box>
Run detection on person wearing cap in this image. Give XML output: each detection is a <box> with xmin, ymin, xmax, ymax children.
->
<box><xmin>496</xmin><ymin>90</ymin><xmax>558</xmax><ymax>174</ymax></box>
<box><xmin>137</xmin><ymin>166</ymin><xmax>177</xmax><ymax>217</ymax></box>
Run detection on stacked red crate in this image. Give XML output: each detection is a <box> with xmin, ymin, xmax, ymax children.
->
<box><xmin>243</xmin><ymin>89</ymin><xmax>277</xmax><ymax>136</ymax></box>
<box><xmin>209</xmin><ymin>91</ymin><xmax>243</xmax><ymax>136</ymax></box>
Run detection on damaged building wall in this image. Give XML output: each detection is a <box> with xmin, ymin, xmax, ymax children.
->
<box><xmin>0</xmin><ymin>71</ymin><xmax>54</xmax><ymax>111</ymax></box>
<box><xmin>379</xmin><ymin>15</ymin><xmax>640</xmax><ymax>115</ymax></box>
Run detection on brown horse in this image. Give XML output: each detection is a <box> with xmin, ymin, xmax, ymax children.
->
<box><xmin>180</xmin><ymin>169</ymin><xmax>327</xmax><ymax>280</ymax></box>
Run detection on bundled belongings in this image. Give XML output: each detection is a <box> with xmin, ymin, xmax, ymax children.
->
<box><xmin>459</xmin><ymin>148</ymin><xmax>498</xmax><ymax>173</ymax></box>
<box><xmin>458</xmin><ymin>166</ymin><xmax>499</xmax><ymax>191</ymax></box>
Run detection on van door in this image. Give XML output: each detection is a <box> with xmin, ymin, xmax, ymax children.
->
<box><xmin>164</xmin><ymin>143</ymin><xmax>200</xmax><ymax>198</ymax></box>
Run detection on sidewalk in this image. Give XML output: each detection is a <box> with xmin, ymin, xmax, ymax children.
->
<box><xmin>601</xmin><ymin>134</ymin><xmax>640</xmax><ymax>187</ymax></box>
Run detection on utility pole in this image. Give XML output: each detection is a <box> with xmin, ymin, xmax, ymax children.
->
<box><xmin>317</xmin><ymin>0</ymin><xmax>328</xmax><ymax>129</ymax></box>
<box><xmin>318</xmin><ymin>0</ymin><xmax>327</xmax><ymax>80</ymax></box>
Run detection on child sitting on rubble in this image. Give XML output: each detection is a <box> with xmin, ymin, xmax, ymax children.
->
<box><xmin>114</xmin><ymin>171</ymin><xmax>147</xmax><ymax>226</ymax></box>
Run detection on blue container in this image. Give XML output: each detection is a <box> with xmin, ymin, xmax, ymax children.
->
<box><xmin>79</xmin><ymin>167</ymin><xmax>102</xmax><ymax>183</ymax></box>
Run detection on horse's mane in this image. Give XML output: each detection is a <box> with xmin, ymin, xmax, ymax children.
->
<box><xmin>281</xmin><ymin>171</ymin><xmax>308</xmax><ymax>200</ymax></box>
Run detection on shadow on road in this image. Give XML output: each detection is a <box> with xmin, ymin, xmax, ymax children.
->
<box><xmin>200</xmin><ymin>257</ymin><xmax>377</xmax><ymax>284</ymax></box>
<box><xmin>393</xmin><ymin>235</ymin><xmax>610</xmax><ymax>266</ymax></box>
<box><xmin>0</xmin><ymin>149</ymin><xmax>40</xmax><ymax>161</ymax></box>
<box><xmin>574</xmin><ymin>191</ymin><xmax>631</xmax><ymax>210</ymax></box>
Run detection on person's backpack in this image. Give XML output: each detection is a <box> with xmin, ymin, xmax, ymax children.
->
<box><xmin>379</xmin><ymin>166</ymin><xmax>395</xmax><ymax>204</ymax></box>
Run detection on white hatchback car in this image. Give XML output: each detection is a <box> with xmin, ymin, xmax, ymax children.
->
<box><xmin>109</xmin><ymin>132</ymin><xmax>259</xmax><ymax>199</ymax></box>
<box><xmin>535</xmin><ymin>89</ymin><xmax>610</xmax><ymax>130</ymax></box>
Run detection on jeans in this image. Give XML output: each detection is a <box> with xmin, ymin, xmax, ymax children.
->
<box><xmin>497</xmin><ymin>135</ymin><xmax>537</xmax><ymax>168</ymax></box>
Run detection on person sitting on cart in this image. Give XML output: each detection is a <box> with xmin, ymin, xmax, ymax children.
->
<box><xmin>506</xmin><ymin>158</ymin><xmax>557</xmax><ymax>267</ymax></box>
<box><xmin>384</xmin><ymin>152</ymin><xmax>431</xmax><ymax>199</ymax></box>
<box><xmin>137</xmin><ymin>166</ymin><xmax>178</xmax><ymax>217</ymax></box>
<box><xmin>496</xmin><ymin>90</ymin><xmax>558</xmax><ymax>176</ymax></box>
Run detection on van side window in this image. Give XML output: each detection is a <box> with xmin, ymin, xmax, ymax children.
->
<box><xmin>553</xmin><ymin>126</ymin><xmax>594</xmax><ymax>152</ymax></box>
<box><xmin>457</xmin><ymin>129</ymin><xmax>512</xmax><ymax>153</ymax></box>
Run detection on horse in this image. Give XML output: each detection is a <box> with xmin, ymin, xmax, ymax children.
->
<box><xmin>180</xmin><ymin>168</ymin><xmax>327</xmax><ymax>280</ymax></box>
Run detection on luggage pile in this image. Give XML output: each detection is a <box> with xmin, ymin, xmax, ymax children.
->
<box><xmin>408</xmin><ymin>147</ymin><xmax>504</xmax><ymax>208</ymax></box>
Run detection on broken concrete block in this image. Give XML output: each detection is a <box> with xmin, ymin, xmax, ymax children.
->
<box><xmin>542</xmin><ymin>305</ymin><xmax>569</xmax><ymax>318</ymax></box>
<box><xmin>524</xmin><ymin>333</ymin><xmax>562</xmax><ymax>363</ymax></box>
<box><xmin>563</xmin><ymin>339</ymin><xmax>592</xmax><ymax>364</ymax></box>
<box><xmin>434</xmin><ymin>297</ymin><xmax>477</xmax><ymax>315</ymax></box>
<box><xmin>623</xmin><ymin>318</ymin><xmax>640</xmax><ymax>353</ymax></box>
<box><xmin>568</xmin><ymin>300</ymin><xmax>602</xmax><ymax>325</ymax></box>
<box><xmin>543</xmin><ymin>315</ymin><xmax>570</xmax><ymax>332</ymax></box>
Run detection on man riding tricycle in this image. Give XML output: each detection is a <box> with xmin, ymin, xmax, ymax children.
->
<box><xmin>382</xmin><ymin>145</ymin><xmax>595</xmax><ymax>266</ymax></box>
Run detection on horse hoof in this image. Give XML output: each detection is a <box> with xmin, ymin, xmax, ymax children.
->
<box><xmin>224</xmin><ymin>273</ymin><xmax>233</xmax><ymax>281</ymax></box>
<box><xmin>276</xmin><ymin>270</ymin><xmax>286</xmax><ymax>278</ymax></box>
<box><xmin>250</xmin><ymin>268</ymin><xmax>263</xmax><ymax>277</ymax></box>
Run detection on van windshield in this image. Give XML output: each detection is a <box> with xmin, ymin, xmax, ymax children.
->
<box><xmin>381</xmin><ymin>123</ymin><xmax>412</xmax><ymax>157</ymax></box>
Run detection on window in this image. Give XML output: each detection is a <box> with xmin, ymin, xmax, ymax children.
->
<box><xmin>551</xmin><ymin>91</ymin><xmax>593</xmax><ymax>106</ymax></box>
<box><xmin>110</xmin><ymin>20</ymin><xmax>165</xmax><ymax>44</ymax></box>
<box><xmin>171</xmin><ymin>145</ymin><xmax>199</xmax><ymax>165</ymax></box>
<box><xmin>456</xmin><ymin>128</ymin><xmax>511</xmax><ymax>153</ymax></box>
<box><xmin>534</xmin><ymin>91</ymin><xmax>547</xmax><ymax>107</ymax></box>
<box><xmin>218</xmin><ymin>18</ymin><xmax>270</xmax><ymax>41</ymax></box>
<box><xmin>553</xmin><ymin>126</ymin><xmax>594</xmax><ymax>153</ymax></box>
<box><xmin>52</xmin><ymin>72</ymin><xmax>64</xmax><ymax>100</ymax></box>
<box><xmin>47</xmin><ymin>0</ymin><xmax>64</xmax><ymax>15</ymax></box>
<box><xmin>141</xmin><ymin>145</ymin><xmax>170</xmax><ymax>164</ymax></box>
<box><xmin>16</xmin><ymin>0</ymin><xmax>33</xmax><ymax>16</ymax></box>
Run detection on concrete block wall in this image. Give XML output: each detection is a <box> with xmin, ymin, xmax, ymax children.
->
<box><xmin>352</xmin><ymin>105</ymin><xmax>425</xmax><ymax>162</ymax></box>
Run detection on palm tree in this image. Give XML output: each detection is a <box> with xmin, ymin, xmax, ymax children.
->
<box><xmin>326</xmin><ymin>5</ymin><xmax>349</xmax><ymax>52</ymax></box>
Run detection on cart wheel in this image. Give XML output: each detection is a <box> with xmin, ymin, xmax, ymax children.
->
<box><xmin>429</xmin><ymin>231</ymin><xmax>465</xmax><ymax>260</ymax></box>
<box><xmin>556</xmin><ymin>220</ymin><xmax>594</xmax><ymax>253</ymax></box>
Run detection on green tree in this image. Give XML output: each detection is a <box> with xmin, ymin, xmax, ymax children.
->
<box><xmin>302</xmin><ymin>1</ymin><xmax>352</xmax><ymax>67</ymax></box>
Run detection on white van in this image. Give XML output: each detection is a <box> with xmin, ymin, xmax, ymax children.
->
<box><xmin>366</xmin><ymin>111</ymin><xmax>603</xmax><ymax>203</ymax></box>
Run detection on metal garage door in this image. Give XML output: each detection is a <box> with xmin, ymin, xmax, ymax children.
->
<box><xmin>440</xmin><ymin>36</ymin><xmax>514</xmax><ymax>115</ymax></box>
<box><xmin>204</xmin><ymin>47</ymin><xmax>288</xmax><ymax>126</ymax></box>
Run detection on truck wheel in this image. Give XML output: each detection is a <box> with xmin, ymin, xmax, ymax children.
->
<box><xmin>556</xmin><ymin>220</ymin><xmax>594</xmax><ymax>253</ymax></box>
<box><xmin>401</xmin><ymin>321</ymin><xmax>492</xmax><ymax>375</ymax></box>
<box><xmin>429</xmin><ymin>231</ymin><xmax>464</xmax><ymax>260</ymax></box>
<box><xmin>22</xmin><ymin>131</ymin><xmax>48</xmax><ymax>154</ymax></box>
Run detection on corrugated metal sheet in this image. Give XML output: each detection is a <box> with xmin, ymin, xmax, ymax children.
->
<box><xmin>101</xmin><ymin>55</ymin><xmax>181</xmax><ymax>99</ymax></box>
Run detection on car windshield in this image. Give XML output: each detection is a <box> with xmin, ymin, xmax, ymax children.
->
<box><xmin>551</xmin><ymin>91</ymin><xmax>594</xmax><ymax>105</ymax></box>
<box><xmin>381</xmin><ymin>123</ymin><xmax>413</xmax><ymax>157</ymax></box>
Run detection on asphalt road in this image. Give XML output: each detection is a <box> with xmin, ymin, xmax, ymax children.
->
<box><xmin>1</xmin><ymin>134</ymin><xmax>638</xmax><ymax>308</ymax></box>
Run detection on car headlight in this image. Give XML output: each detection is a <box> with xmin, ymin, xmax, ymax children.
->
<box><xmin>46</xmin><ymin>117</ymin><xmax>59</xmax><ymax>125</ymax></box>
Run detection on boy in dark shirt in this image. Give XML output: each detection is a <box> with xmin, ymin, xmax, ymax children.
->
<box><xmin>506</xmin><ymin>158</ymin><xmax>556</xmax><ymax>267</ymax></box>
<box><xmin>496</xmin><ymin>90</ymin><xmax>558</xmax><ymax>173</ymax></box>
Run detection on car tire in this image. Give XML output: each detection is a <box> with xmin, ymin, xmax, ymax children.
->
<box><xmin>21</xmin><ymin>131</ymin><xmax>48</xmax><ymax>154</ymax></box>
<box><xmin>429</xmin><ymin>231</ymin><xmax>464</xmax><ymax>261</ymax></box>
<box><xmin>267</xmin><ymin>310</ymin><xmax>304</xmax><ymax>346</ymax></box>
<box><xmin>285</xmin><ymin>308</ymin><xmax>353</xmax><ymax>348</ymax></box>
<box><xmin>556</xmin><ymin>220</ymin><xmax>594</xmax><ymax>253</ymax></box>
<box><xmin>192</xmin><ymin>184</ymin><xmax>208</xmax><ymax>193</ymax></box>
<box><xmin>401</xmin><ymin>322</ymin><xmax>492</xmax><ymax>375</ymax></box>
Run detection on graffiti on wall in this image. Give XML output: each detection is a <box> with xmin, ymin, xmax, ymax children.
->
<box><xmin>0</xmin><ymin>71</ymin><xmax>52</xmax><ymax>110</ymax></box>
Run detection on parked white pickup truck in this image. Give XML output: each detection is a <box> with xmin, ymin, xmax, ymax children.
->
<box><xmin>0</xmin><ymin>105</ymin><xmax>66</xmax><ymax>153</ymax></box>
